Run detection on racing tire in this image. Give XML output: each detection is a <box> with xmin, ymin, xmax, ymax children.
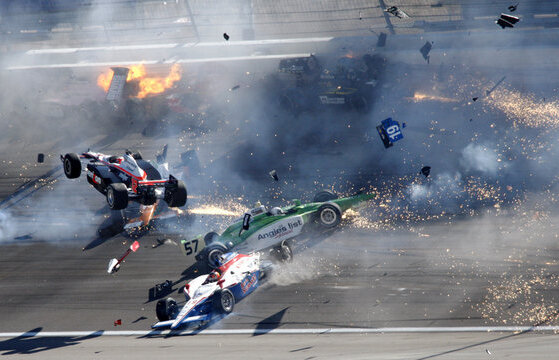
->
<box><xmin>280</xmin><ymin>243</ymin><xmax>293</xmax><ymax>262</ymax></box>
<box><xmin>106</xmin><ymin>183</ymin><xmax>129</xmax><ymax>210</ymax></box>
<box><xmin>63</xmin><ymin>153</ymin><xmax>81</xmax><ymax>179</ymax></box>
<box><xmin>277</xmin><ymin>242</ymin><xmax>293</xmax><ymax>263</ymax></box>
<box><xmin>313</xmin><ymin>190</ymin><xmax>338</xmax><ymax>203</ymax></box>
<box><xmin>214</xmin><ymin>289</ymin><xmax>235</xmax><ymax>314</ymax></box>
<box><xmin>156</xmin><ymin>297</ymin><xmax>178</xmax><ymax>322</ymax></box>
<box><xmin>203</xmin><ymin>231</ymin><xmax>220</xmax><ymax>245</ymax></box>
<box><xmin>166</xmin><ymin>180</ymin><xmax>187</xmax><ymax>208</ymax></box>
<box><xmin>317</xmin><ymin>203</ymin><xmax>342</xmax><ymax>228</ymax></box>
<box><xmin>206</xmin><ymin>244</ymin><xmax>228</xmax><ymax>269</ymax></box>
<box><xmin>131</xmin><ymin>151</ymin><xmax>143</xmax><ymax>160</ymax></box>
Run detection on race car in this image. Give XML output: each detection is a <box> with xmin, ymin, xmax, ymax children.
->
<box><xmin>152</xmin><ymin>252</ymin><xmax>269</xmax><ymax>329</ymax></box>
<box><xmin>61</xmin><ymin>150</ymin><xmax>187</xmax><ymax>211</ymax></box>
<box><xmin>180</xmin><ymin>190</ymin><xmax>376</xmax><ymax>269</ymax></box>
<box><xmin>278</xmin><ymin>54</ymin><xmax>385</xmax><ymax>114</ymax></box>
<box><xmin>376</xmin><ymin>117</ymin><xmax>404</xmax><ymax>148</ymax></box>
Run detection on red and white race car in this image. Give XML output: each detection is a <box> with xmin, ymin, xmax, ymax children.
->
<box><xmin>61</xmin><ymin>150</ymin><xmax>187</xmax><ymax>211</ymax></box>
<box><xmin>152</xmin><ymin>252</ymin><xmax>271</xmax><ymax>329</ymax></box>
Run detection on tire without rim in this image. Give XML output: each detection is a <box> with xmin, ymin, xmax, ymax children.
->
<box><xmin>63</xmin><ymin>153</ymin><xmax>81</xmax><ymax>179</ymax></box>
<box><xmin>156</xmin><ymin>297</ymin><xmax>178</xmax><ymax>321</ymax></box>
<box><xmin>313</xmin><ymin>190</ymin><xmax>338</xmax><ymax>202</ymax></box>
<box><xmin>278</xmin><ymin>243</ymin><xmax>293</xmax><ymax>263</ymax></box>
<box><xmin>106</xmin><ymin>183</ymin><xmax>129</xmax><ymax>210</ymax></box>
<box><xmin>214</xmin><ymin>289</ymin><xmax>235</xmax><ymax>314</ymax></box>
<box><xmin>166</xmin><ymin>180</ymin><xmax>187</xmax><ymax>207</ymax></box>
<box><xmin>203</xmin><ymin>231</ymin><xmax>220</xmax><ymax>245</ymax></box>
<box><xmin>317</xmin><ymin>203</ymin><xmax>341</xmax><ymax>228</ymax></box>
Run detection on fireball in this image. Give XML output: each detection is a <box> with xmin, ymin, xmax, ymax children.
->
<box><xmin>97</xmin><ymin>64</ymin><xmax>182</xmax><ymax>98</ymax></box>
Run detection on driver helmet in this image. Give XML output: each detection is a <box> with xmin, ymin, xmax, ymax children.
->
<box><xmin>269</xmin><ymin>207</ymin><xmax>284</xmax><ymax>215</ymax></box>
<box><xmin>208</xmin><ymin>270</ymin><xmax>220</xmax><ymax>281</ymax></box>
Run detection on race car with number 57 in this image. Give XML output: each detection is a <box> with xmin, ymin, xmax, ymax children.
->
<box><xmin>179</xmin><ymin>190</ymin><xmax>376</xmax><ymax>270</ymax></box>
<box><xmin>61</xmin><ymin>150</ymin><xmax>187</xmax><ymax>210</ymax></box>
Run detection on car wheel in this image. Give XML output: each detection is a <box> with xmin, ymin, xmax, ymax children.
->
<box><xmin>313</xmin><ymin>190</ymin><xmax>338</xmax><ymax>202</ymax></box>
<box><xmin>203</xmin><ymin>231</ymin><xmax>220</xmax><ymax>245</ymax></box>
<box><xmin>107</xmin><ymin>183</ymin><xmax>129</xmax><ymax>210</ymax></box>
<box><xmin>215</xmin><ymin>289</ymin><xmax>235</xmax><ymax>314</ymax></box>
<box><xmin>63</xmin><ymin>153</ymin><xmax>81</xmax><ymax>179</ymax></box>
<box><xmin>317</xmin><ymin>203</ymin><xmax>341</xmax><ymax>228</ymax></box>
<box><xmin>166</xmin><ymin>180</ymin><xmax>187</xmax><ymax>207</ymax></box>
<box><xmin>207</xmin><ymin>247</ymin><xmax>226</xmax><ymax>269</ymax></box>
<box><xmin>156</xmin><ymin>297</ymin><xmax>178</xmax><ymax>321</ymax></box>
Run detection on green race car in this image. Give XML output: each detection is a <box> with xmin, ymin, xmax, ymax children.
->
<box><xmin>181</xmin><ymin>190</ymin><xmax>376</xmax><ymax>269</ymax></box>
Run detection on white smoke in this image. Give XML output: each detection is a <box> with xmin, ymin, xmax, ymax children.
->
<box><xmin>0</xmin><ymin>210</ymin><xmax>16</xmax><ymax>242</ymax></box>
<box><xmin>460</xmin><ymin>143</ymin><xmax>500</xmax><ymax>177</ymax></box>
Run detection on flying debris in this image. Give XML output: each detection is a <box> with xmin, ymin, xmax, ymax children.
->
<box><xmin>155</xmin><ymin>280</ymin><xmax>173</xmax><ymax>294</ymax></box>
<box><xmin>178</xmin><ymin>149</ymin><xmax>201</xmax><ymax>178</ymax></box>
<box><xmin>384</xmin><ymin>6</ymin><xmax>410</xmax><ymax>18</ymax></box>
<box><xmin>37</xmin><ymin>153</ymin><xmax>44</xmax><ymax>163</ymax></box>
<box><xmin>223</xmin><ymin>32</ymin><xmax>230</xmax><ymax>41</ymax></box>
<box><xmin>496</xmin><ymin>13</ymin><xmax>520</xmax><ymax>29</ymax></box>
<box><xmin>269</xmin><ymin>169</ymin><xmax>279</xmax><ymax>181</ymax></box>
<box><xmin>229</xmin><ymin>85</ymin><xmax>240</xmax><ymax>91</ymax></box>
<box><xmin>421</xmin><ymin>166</ymin><xmax>431</xmax><ymax>178</ymax></box>
<box><xmin>376</xmin><ymin>117</ymin><xmax>404</xmax><ymax>148</ymax></box>
<box><xmin>508</xmin><ymin>3</ymin><xmax>518</xmax><ymax>12</ymax></box>
<box><xmin>471</xmin><ymin>76</ymin><xmax>506</xmax><ymax>103</ymax></box>
<box><xmin>486</xmin><ymin>76</ymin><xmax>506</xmax><ymax>96</ymax></box>
<box><xmin>105</xmin><ymin>67</ymin><xmax>129</xmax><ymax>102</ymax></box>
<box><xmin>114</xmin><ymin>319</ymin><xmax>122</xmax><ymax>326</ymax></box>
<box><xmin>107</xmin><ymin>240</ymin><xmax>140</xmax><ymax>274</ymax></box>
<box><xmin>419</xmin><ymin>41</ymin><xmax>433</xmax><ymax>63</ymax></box>
<box><xmin>155</xmin><ymin>144</ymin><xmax>168</xmax><ymax>164</ymax></box>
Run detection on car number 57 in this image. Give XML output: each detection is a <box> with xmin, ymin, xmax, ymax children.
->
<box><xmin>183</xmin><ymin>239</ymin><xmax>199</xmax><ymax>256</ymax></box>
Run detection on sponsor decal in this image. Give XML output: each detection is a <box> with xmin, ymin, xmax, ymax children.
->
<box><xmin>240</xmin><ymin>273</ymin><xmax>257</xmax><ymax>294</ymax></box>
<box><xmin>319</xmin><ymin>96</ymin><xmax>346</xmax><ymax>104</ymax></box>
<box><xmin>257</xmin><ymin>218</ymin><xmax>303</xmax><ymax>241</ymax></box>
<box><xmin>243</xmin><ymin>215</ymin><xmax>305</xmax><ymax>251</ymax></box>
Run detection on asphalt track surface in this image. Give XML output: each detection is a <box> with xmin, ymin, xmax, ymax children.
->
<box><xmin>4</xmin><ymin>2</ymin><xmax>559</xmax><ymax>359</ymax></box>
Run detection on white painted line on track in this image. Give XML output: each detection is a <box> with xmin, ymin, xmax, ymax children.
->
<box><xmin>5</xmin><ymin>53</ymin><xmax>311</xmax><ymax>70</ymax></box>
<box><xmin>25</xmin><ymin>37</ymin><xmax>333</xmax><ymax>55</ymax></box>
<box><xmin>1</xmin><ymin>326</ymin><xmax>558</xmax><ymax>338</ymax></box>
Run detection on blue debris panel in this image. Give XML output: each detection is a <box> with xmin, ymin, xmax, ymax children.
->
<box><xmin>377</xmin><ymin>117</ymin><xmax>404</xmax><ymax>148</ymax></box>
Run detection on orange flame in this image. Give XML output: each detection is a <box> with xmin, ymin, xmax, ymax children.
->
<box><xmin>97</xmin><ymin>64</ymin><xmax>182</xmax><ymax>98</ymax></box>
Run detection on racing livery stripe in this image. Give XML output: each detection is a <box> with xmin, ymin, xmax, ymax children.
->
<box><xmin>96</xmin><ymin>158</ymin><xmax>147</xmax><ymax>181</ymax></box>
<box><xmin>218</xmin><ymin>254</ymin><xmax>249</xmax><ymax>274</ymax></box>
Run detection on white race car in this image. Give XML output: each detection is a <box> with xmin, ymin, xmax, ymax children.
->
<box><xmin>152</xmin><ymin>252</ymin><xmax>270</xmax><ymax>329</ymax></box>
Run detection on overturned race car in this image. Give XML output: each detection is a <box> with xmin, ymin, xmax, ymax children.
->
<box><xmin>152</xmin><ymin>252</ymin><xmax>270</xmax><ymax>329</ymax></box>
<box><xmin>181</xmin><ymin>190</ymin><xmax>376</xmax><ymax>269</ymax></box>
<box><xmin>61</xmin><ymin>150</ymin><xmax>187</xmax><ymax>210</ymax></box>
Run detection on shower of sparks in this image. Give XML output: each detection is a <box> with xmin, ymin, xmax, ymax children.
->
<box><xmin>407</xmin><ymin>92</ymin><xmax>459</xmax><ymax>103</ymax></box>
<box><xmin>476</xmin><ymin>268</ymin><xmax>559</xmax><ymax>326</ymax></box>
<box><xmin>485</xmin><ymin>88</ymin><xmax>559</xmax><ymax>129</ymax></box>
<box><xmin>188</xmin><ymin>205</ymin><xmax>241</xmax><ymax>217</ymax></box>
